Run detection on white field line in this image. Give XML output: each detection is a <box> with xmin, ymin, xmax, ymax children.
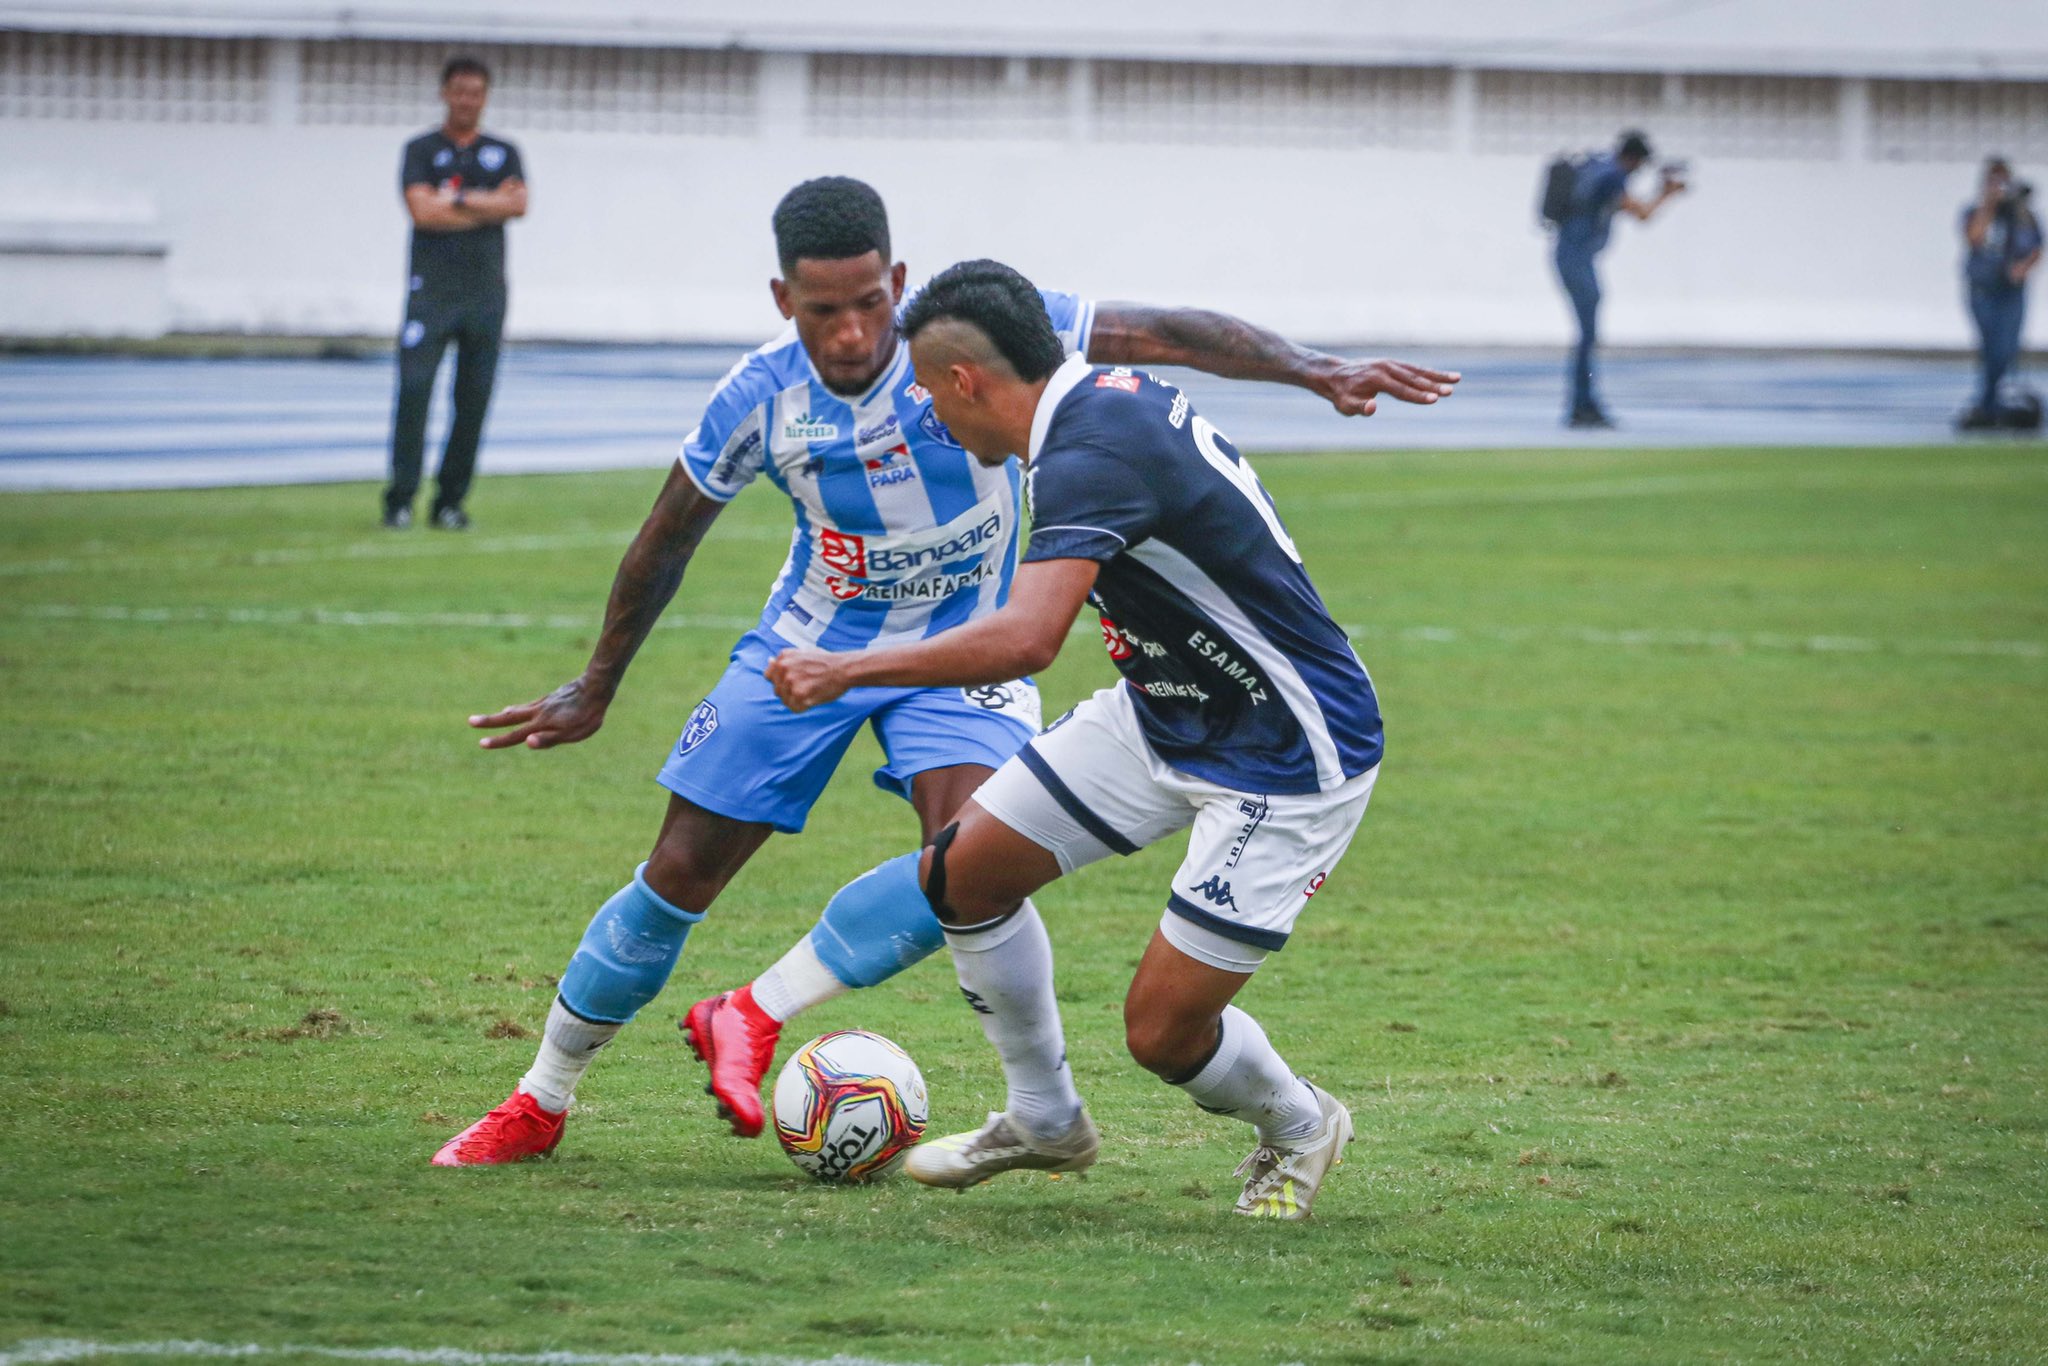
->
<box><xmin>11</xmin><ymin>602</ymin><xmax>2043</xmax><ymax>660</ymax></box>
<box><xmin>6</xmin><ymin>459</ymin><xmax>2041</xmax><ymax>581</ymax></box>
<box><xmin>1308</xmin><ymin>461</ymin><xmax>2048</xmax><ymax>510</ymax></box>
<box><xmin>0</xmin><ymin>526</ymin><xmax>792</xmax><ymax>580</ymax></box>
<box><xmin>14</xmin><ymin>604</ymin><xmax>758</xmax><ymax>634</ymax></box>
<box><xmin>0</xmin><ymin>1339</ymin><xmax>947</xmax><ymax>1366</ymax></box>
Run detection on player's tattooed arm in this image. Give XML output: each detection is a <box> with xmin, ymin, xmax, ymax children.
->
<box><xmin>469</xmin><ymin>462</ymin><xmax>724</xmax><ymax>750</ymax></box>
<box><xmin>1086</xmin><ymin>303</ymin><xmax>1460</xmax><ymax>417</ymax></box>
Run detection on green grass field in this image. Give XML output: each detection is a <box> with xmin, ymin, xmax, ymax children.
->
<box><xmin>3</xmin><ymin>444</ymin><xmax>2044</xmax><ymax>1365</ymax></box>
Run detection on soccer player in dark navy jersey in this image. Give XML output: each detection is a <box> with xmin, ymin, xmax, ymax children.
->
<box><xmin>768</xmin><ymin>260</ymin><xmax>1427</xmax><ymax>1218</ymax></box>
<box><xmin>434</xmin><ymin>178</ymin><xmax>1457</xmax><ymax>1170</ymax></box>
<box><xmin>384</xmin><ymin>56</ymin><xmax>527</xmax><ymax>530</ymax></box>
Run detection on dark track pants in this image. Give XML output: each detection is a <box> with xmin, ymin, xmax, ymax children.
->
<box><xmin>1968</xmin><ymin>284</ymin><xmax>2025</xmax><ymax>411</ymax></box>
<box><xmin>1554</xmin><ymin>242</ymin><xmax>1603</xmax><ymax>418</ymax></box>
<box><xmin>386</xmin><ymin>285</ymin><xmax>506</xmax><ymax>516</ymax></box>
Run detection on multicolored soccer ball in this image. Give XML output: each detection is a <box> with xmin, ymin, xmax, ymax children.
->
<box><xmin>771</xmin><ymin>1029</ymin><xmax>929</xmax><ymax>1183</ymax></box>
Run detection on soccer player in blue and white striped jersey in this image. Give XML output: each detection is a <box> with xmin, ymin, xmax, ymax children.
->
<box><xmin>434</xmin><ymin>180</ymin><xmax>1456</xmax><ymax>1167</ymax></box>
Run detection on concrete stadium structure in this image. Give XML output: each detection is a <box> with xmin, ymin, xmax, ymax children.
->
<box><xmin>2</xmin><ymin>0</ymin><xmax>2046</xmax><ymax>349</ymax></box>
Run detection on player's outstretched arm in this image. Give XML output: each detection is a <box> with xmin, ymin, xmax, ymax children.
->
<box><xmin>767</xmin><ymin>559</ymin><xmax>1100</xmax><ymax>713</ymax></box>
<box><xmin>470</xmin><ymin>462</ymin><xmax>725</xmax><ymax>750</ymax></box>
<box><xmin>1087</xmin><ymin>303</ymin><xmax>1459</xmax><ymax>417</ymax></box>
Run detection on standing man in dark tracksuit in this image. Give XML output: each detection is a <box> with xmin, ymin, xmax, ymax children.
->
<box><xmin>384</xmin><ymin>56</ymin><xmax>528</xmax><ymax>530</ymax></box>
<box><xmin>1959</xmin><ymin>158</ymin><xmax>2042</xmax><ymax>429</ymax></box>
<box><xmin>1552</xmin><ymin>130</ymin><xmax>1683</xmax><ymax>429</ymax></box>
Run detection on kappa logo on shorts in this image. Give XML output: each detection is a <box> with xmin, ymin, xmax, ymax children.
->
<box><xmin>676</xmin><ymin>700</ymin><xmax>719</xmax><ymax>755</ymax></box>
<box><xmin>1188</xmin><ymin>875</ymin><xmax>1239</xmax><ymax>910</ymax></box>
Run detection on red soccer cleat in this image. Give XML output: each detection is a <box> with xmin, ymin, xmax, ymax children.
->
<box><xmin>431</xmin><ymin>1089</ymin><xmax>565</xmax><ymax>1167</ymax></box>
<box><xmin>680</xmin><ymin>986</ymin><xmax>782</xmax><ymax>1138</ymax></box>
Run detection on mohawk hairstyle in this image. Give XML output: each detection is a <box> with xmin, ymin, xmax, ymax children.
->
<box><xmin>772</xmin><ymin>177</ymin><xmax>891</xmax><ymax>274</ymax></box>
<box><xmin>897</xmin><ymin>259</ymin><xmax>1064</xmax><ymax>383</ymax></box>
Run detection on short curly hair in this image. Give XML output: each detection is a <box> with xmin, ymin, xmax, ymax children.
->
<box><xmin>772</xmin><ymin>177</ymin><xmax>891</xmax><ymax>274</ymax></box>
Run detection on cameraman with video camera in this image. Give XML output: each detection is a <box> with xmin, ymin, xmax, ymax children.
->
<box><xmin>1959</xmin><ymin>157</ymin><xmax>2042</xmax><ymax>430</ymax></box>
<box><xmin>1545</xmin><ymin>129</ymin><xmax>1686</xmax><ymax>429</ymax></box>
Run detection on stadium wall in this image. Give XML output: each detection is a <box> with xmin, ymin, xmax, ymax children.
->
<box><xmin>3</xmin><ymin>33</ymin><xmax>2046</xmax><ymax>349</ymax></box>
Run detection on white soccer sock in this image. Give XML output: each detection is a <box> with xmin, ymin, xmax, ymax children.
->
<box><xmin>752</xmin><ymin>934</ymin><xmax>850</xmax><ymax>1023</ymax></box>
<box><xmin>1174</xmin><ymin>1004</ymin><xmax>1322</xmax><ymax>1146</ymax></box>
<box><xmin>517</xmin><ymin>998</ymin><xmax>622</xmax><ymax>1114</ymax></box>
<box><xmin>944</xmin><ymin>899</ymin><xmax>1083</xmax><ymax>1140</ymax></box>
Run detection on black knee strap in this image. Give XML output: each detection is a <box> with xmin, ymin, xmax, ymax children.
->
<box><xmin>923</xmin><ymin>821</ymin><xmax>960</xmax><ymax>923</ymax></box>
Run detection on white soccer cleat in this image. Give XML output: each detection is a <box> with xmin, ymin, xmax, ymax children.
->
<box><xmin>904</xmin><ymin>1107</ymin><xmax>1099</xmax><ymax>1189</ymax></box>
<box><xmin>1231</xmin><ymin>1083</ymin><xmax>1354</xmax><ymax>1221</ymax></box>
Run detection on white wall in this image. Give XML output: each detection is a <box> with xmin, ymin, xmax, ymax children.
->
<box><xmin>0</xmin><ymin>89</ymin><xmax>1998</xmax><ymax>351</ymax></box>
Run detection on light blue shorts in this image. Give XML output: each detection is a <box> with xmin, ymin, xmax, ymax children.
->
<box><xmin>656</xmin><ymin>638</ymin><xmax>1041</xmax><ymax>834</ymax></box>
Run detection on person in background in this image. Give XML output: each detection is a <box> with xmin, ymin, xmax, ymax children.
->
<box><xmin>384</xmin><ymin>56</ymin><xmax>527</xmax><ymax>530</ymax></box>
<box><xmin>1959</xmin><ymin>158</ymin><xmax>2042</xmax><ymax>430</ymax></box>
<box><xmin>1551</xmin><ymin>130</ymin><xmax>1685</xmax><ymax>429</ymax></box>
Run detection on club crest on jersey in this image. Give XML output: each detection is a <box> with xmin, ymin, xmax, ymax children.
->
<box><xmin>677</xmin><ymin>700</ymin><xmax>719</xmax><ymax>754</ymax></box>
<box><xmin>432</xmin><ymin>148</ymin><xmax>454</xmax><ymax>167</ymax></box>
<box><xmin>783</xmin><ymin>414</ymin><xmax>840</xmax><ymax>442</ymax></box>
<box><xmin>918</xmin><ymin>406</ymin><xmax>964</xmax><ymax>449</ymax></box>
<box><xmin>478</xmin><ymin>144</ymin><xmax>506</xmax><ymax>172</ymax></box>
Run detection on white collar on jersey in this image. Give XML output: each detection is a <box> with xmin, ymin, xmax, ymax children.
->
<box><xmin>1027</xmin><ymin>352</ymin><xmax>1094</xmax><ymax>463</ymax></box>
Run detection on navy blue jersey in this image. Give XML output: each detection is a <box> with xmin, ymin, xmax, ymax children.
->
<box><xmin>401</xmin><ymin>129</ymin><xmax>525</xmax><ymax>292</ymax></box>
<box><xmin>1022</xmin><ymin>355</ymin><xmax>1382</xmax><ymax>794</ymax></box>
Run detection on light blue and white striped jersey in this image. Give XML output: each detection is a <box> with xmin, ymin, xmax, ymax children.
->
<box><xmin>680</xmin><ymin>289</ymin><xmax>1095</xmax><ymax>655</ymax></box>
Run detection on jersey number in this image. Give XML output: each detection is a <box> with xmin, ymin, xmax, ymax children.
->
<box><xmin>1191</xmin><ymin>416</ymin><xmax>1301</xmax><ymax>564</ymax></box>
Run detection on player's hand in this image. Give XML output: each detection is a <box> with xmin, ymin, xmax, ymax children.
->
<box><xmin>765</xmin><ymin>649</ymin><xmax>849</xmax><ymax>713</ymax></box>
<box><xmin>1320</xmin><ymin>359</ymin><xmax>1461</xmax><ymax>417</ymax></box>
<box><xmin>469</xmin><ymin>677</ymin><xmax>611</xmax><ymax>750</ymax></box>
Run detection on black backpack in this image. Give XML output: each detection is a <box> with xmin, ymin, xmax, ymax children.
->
<box><xmin>1539</xmin><ymin>154</ymin><xmax>1581</xmax><ymax>228</ymax></box>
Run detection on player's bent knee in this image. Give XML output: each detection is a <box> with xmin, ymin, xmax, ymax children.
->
<box><xmin>557</xmin><ymin>863</ymin><xmax>706</xmax><ymax>1025</ymax></box>
<box><xmin>1126</xmin><ymin>1007</ymin><xmax>1221</xmax><ymax>1080</ymax></box>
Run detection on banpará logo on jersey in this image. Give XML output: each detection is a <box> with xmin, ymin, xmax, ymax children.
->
<box><xmin>819</xmin><ymin>528</ymin><xmax>867</xmax><ymax>578</ymax></box>
<box><xmin>783</xmin><ymin>414</ymin><xmax>840</xmax><ymax>442</ymax></box>
<box><xmin>864</xmin><ymin>512</ymin><xmax>1001</xmax><ymax>573</ymax></box>
<box><xmin>676</xmin><ymin>700</ymin><xmax>719</xmax><ymax>754</ymax></box>
<box><xmin>478</xmin><ymin>144</ymin><xmax>507</xmax><ymax>172</ymax></box>
<box><xmin>1098</xmin><ymin>614</ymin><xmax>1168</xmax><ymax>663</ymax></box>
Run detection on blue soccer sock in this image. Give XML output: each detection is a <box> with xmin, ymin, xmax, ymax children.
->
<box><xmin>752</xmin><ymin>852</ymin><xmax>944</xmax><ymax>1021</ymax></box>
<box><xmin>556</xmin><ymin>862</ymin><xmax>705</xmax><ymax>1024</ymax></box>
<box><xmin>522</xmin><ymin>865</ymin><xmax>704</xmax><ymax>1111</ymax></box>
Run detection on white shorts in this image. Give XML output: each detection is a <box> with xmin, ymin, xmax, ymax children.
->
<box><xmin>971</xmin><ymin>684</ymin><xmax>1378</xmax><ymax>973</ymax></box>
